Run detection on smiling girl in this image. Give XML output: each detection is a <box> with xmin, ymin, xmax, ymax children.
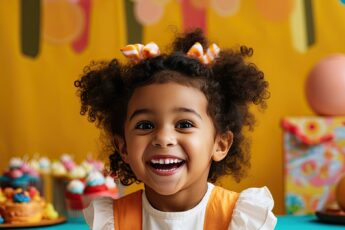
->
<box><xmin>76</xmin><ymin>29</ymin><xmax>277</xmax><ymax>230</ymax></box>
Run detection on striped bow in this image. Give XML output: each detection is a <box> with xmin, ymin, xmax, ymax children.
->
<box><xmin>120</xmin><ymin>42</ymin><xmax>160</xmax><ymax>62</ymax></box>
<box><xmin>187</xmin><ymin>42</ymin><xmax>220</xmax><ymax>64</ymax></box>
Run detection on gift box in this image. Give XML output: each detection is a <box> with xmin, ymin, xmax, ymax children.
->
<box><xmin>282</xmin><ymin>116</ymin><xmax>345</xmax><ymax>214</ymax></box>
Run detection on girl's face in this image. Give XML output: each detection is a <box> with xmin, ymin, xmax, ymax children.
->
<box><xmin>122</xmin><ymin>82</ymin><xmax>230</xmax><ymax>197</ymax></box>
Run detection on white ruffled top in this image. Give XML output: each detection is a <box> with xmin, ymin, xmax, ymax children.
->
<box><xmin>83</xmin><ymin>183</ymin><xmax>277</xmax><ymax>230</ymax></box>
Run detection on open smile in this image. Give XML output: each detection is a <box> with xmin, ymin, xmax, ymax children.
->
<box><xmin>147</xmin><ymin>156</ymin><xmax>186</xmax><ymax>176</ymax></box>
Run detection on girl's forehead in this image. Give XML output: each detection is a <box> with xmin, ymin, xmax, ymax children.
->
<box><xmin>127</xmin><ymin>82</ymin><xmax>208</xmax><ymax>115</ymax></box>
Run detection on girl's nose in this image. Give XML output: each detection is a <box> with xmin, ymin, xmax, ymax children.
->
<box><xmin>151</xmin><ymin>127</ymin><xmax>177</xmax><ymax>147</ymax></box>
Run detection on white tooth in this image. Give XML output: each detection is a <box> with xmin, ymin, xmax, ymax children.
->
<box><xmin>169</xmin><ymin>159</ymin><xmax>174</xmax><ymax>164</ymax></box>
<box><xmin>151</xmin><ymin>159</ymin><xmax>158</xmax><ymax>164</ymax></box>
<box><xmin>173</xmin><ymin>159</ymin><xmax>177</xmax><ymax>163</ymax></box>
<box><xmin>159</xmin><ymin>159</ymin><xmax>164</xmax><ymax>164</ymax></box>
<box><xmin>164</xmin><ymin>159</ymin><xmax>170</xmax><ymax>164</ymax></box>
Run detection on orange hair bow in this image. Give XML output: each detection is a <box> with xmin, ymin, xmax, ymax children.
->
<box><xmin>187</xmin><ymin>42</ymin><xmax>220</xmax><ymax>64</ymax></box>
<box><xmin>120</xmin><ymin>42</ymin><xmax>160</xmax><ymax>62</ymax></box>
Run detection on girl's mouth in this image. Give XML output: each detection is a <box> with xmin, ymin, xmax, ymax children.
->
<box><xmin>148</xmin><ymin>157</ymin><xmax>185</xmax><ymax>176</ymax></box>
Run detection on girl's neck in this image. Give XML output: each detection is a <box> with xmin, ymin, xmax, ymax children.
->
<box><xmin>144</xmin><ymin>182</ymin><xmax>209</xmax><ymax>212</ymax></box>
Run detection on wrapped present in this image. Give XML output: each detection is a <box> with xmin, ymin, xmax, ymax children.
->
<box><xmin>282</xmin><ymin>116</ymin><xmax>345</xmax><ymax>214</ymax></box>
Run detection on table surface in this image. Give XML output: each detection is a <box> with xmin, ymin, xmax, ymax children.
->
<box><xmin>276</xmin><ymin>215</ymin><xmax>344</xmax><ymax>229</ymax></box>
<box><xmin>4</xmin><ymin>215</ymin><xmax>345</xmax><ymax>229</ymax></box>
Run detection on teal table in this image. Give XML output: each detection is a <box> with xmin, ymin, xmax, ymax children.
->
<box><xmin>14</xmin><ymin>221</ymin><xmax>89</xmax><ymax>230</ymax></box>
<box><xmin>276</xmin><ymin>215</ymin><xmax>344</xmax><ymax>229</ymax></box>
<box><xmin>10</xmin><ymin>215</ymin><xmax>345</xmax><ymax>229</ymax></box>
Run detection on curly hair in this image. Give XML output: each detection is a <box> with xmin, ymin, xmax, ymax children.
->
<box><xmin>74</xmin><ymin>29</ymin><xmax>269</xmax><ymax>185</ymax></box>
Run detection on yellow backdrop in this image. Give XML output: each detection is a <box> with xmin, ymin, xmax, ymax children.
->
<box><xmin>1</xmin><ymin>0</ymin><xmax>345</xmax><ymax>214</ymax></box>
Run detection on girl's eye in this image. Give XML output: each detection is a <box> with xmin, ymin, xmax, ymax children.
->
<box><xmin>135</xmin><ymin>121</ymin><xmax>154</xmax><ymax>130</ymax></box>
<box><xmin>176</xmin><ymin>120</ymin><xmax>194</xmax><ymax>129</ymax></box>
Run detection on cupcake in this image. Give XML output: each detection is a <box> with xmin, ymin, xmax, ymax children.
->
<box><xmin>9</xmin><ymin>157</ymin><xmax>23</xmax><ymax>169</ymax></box>
<box><xmin>84</xmin><ymin>154</ymin><xmax>105</xmax><ymax>172</ymax></box>
<box><xmin>51</xmin><ymin>161</ymin><xmax>67</xmax><ymax>177</ymax></box>
<box><xmin>60</xmin><ymin>154</ymin><xmax>76</xmax><ymax>172</ymax></box>
<box><xmin>67</xmin><ymin>166</ymin><xmax>87</xmax><ymax>180</ymax></box>
<box><xmin>104</xmin><ymin>176</ymin><xmax>119</xmax><ymax>197</ymax></box>
<box><xmin>0</xmin><ymin>189</ymin><xmax>45</xmax><ymax>224</ymax></box>
<box><xmin>82</xmin><ymin>171</ymin><xmax>118</xmax><ymax>208</ymax></box>
<box><xmin>38</xmin><ymin>157</ymin><xmax>51</xmax><ymax>174</ymax></box>
<box><xmin>65</xmin><ymin>180</ymin><xmax>85</xmax><ymax>222</ymax></box>
<box><xmin>0</xmin><ymin>165</ymin><xmax>40</xmax><ymax>190</ymax></box>
<box><xmin>81</xmin><ymin>161</ymin><xmax>94</xmax><ymax>174</ymax></box>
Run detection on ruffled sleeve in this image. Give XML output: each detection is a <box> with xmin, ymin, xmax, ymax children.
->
<box><xmin>83</xmin><ymin>197</ymin><xmax>115</xmax><ymax>230</ymax></box>
<box><xmin>229</xmin><ymin>187</ymin><xmax>277</xmax><ymax>230</ymax></box>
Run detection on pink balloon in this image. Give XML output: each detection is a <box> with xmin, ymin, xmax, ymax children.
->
<box><xmin>305</xmin><ymin>54</ymin><xmax>345</xmax><ymax>115</ymax></box>
<box><xmin>134</xmin><ymin>0</ymin><xmax>164</xmax><ymax>25</ymax></box>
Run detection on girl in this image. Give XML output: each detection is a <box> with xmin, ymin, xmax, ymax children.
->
<box><xmin>76</xmin><ymin>29</ymin><xmax>277</xmax><ymax>229</ymax></box>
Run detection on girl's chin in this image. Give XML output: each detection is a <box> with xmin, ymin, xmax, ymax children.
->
<box><xmin>145</xmin><ymin>184</ymin><xmax>180</xmax><ymax>196</ymax></box>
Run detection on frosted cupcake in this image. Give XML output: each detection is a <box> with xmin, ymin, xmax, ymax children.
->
<box><xmin>0</xmin><ymin>189</ymin><xmax>44</xmax><ymax>224</ymax></box>
<box><xmin>0</xmin><ymin>187</ymin><xmax>58</xmax><ymax>224</ymax></box>
<box><xmin>0</xmin><ymin>163</ymin><xmax>40</xmax><ymax>190</ymax></box>
<box><xmin>82</xmin><ymin>171</ymin><xmax>117</xmax><ymax>207</ymax></box>
<box><xmin>38</xmin><ymin>157</ymin><xmax>51</xmax><ymax>174</ymax></box>
<box><xmin>60</xmin><ymin>154</ymin><xmax>76</xmax><ymax>172</ymax></box>
<box><xmin>67</xmin><ymin>166</ymin><xmax>87</xmax><ymax>180</ymax></box>
<box><xmin>80</xmin><ymin>161</ymin><xmax>94</xmax><ymax>174</ymax></box>
<box><xmin>104</xmin><ymin>176</ymin><xmax>119</xmax><ymax>196</ymax></box>
<box><xmin>65</xmin><ymin>180</ymin><xmax>85</xmax><ymax>222</ymax></box>
<box><xmin>51</xmin><ymin>161</ymin><xmax>67</xmax><ymax>177</ymax></box>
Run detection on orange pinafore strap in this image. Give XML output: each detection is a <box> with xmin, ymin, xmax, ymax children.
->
<box><xmin>204</xmin><ymin>186</ymin><xmax>239</xmax><ymax>230</ymax></box>
<box><xmin>113</xmin><ymin>190</ymin><xmax>142</xmax><ymax>230</ymax></box>
<box><xmin>113</xmin><ymin>187</ymin><xmax>239</xmax><ymax>230</ymax></box>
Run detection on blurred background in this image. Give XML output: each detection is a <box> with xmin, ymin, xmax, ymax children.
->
<box><xmin>1</xmin><ymin>0</ymin><xmax>345</xmax><ymax>215</ymax></box>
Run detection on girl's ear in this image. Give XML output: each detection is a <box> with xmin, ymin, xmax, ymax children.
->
<box><xmin>114</xmin><ymin>136</ymin><xmax>128</xmax><ymax>163</ymax></box>
<box><xmin>212</xmin><ymin>131</ymin><xmax>233</xmax><ymax>162</ymax></box>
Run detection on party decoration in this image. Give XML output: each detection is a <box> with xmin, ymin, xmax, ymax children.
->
<box><xmin>211</xmin><ymin>0</ymin><xmax>240</xmax><ymax>17</ymax></box>
<box><xmin>71</xmin><ymin>0</ymin><xmax>91</xmax><ymax>53</ymax></box>
<box><xmin>181</xmin><ymin>0</ymin><xmax>206</xmax><ymax>32</ymax></box>
<box><xmin>43</xmin><ymin>0</ymin><xmax>85</xmax><ymax>44</ymax></box>
<box><xmin>282</xmin><ymin>116</ymin><xmax>345</xmax><ymax>214</ymax></box>
<box><xmin>20</xmin><ymin>0</ymin><xmax>41</xmax><ymax>58</ymax></box>
<box><xmin>305</xmin><ymin>54</ymin><xmax>345</xmax><ymax>116</ymax></box>
<box><xmin>151</xmin><ymin>0</ymin><xmax>171</xmax><ymax>5</ymax></box>
<box><xmin>256</xmin><ymin>0</ymin><xmax>293</xmax><ymax>21</ymax></box>
<box><xmin>134</xmin><ymin>0</ymin><xmax>164</xmax><ymax>25</ymax></box>
<box><xmin>190</xmin><ymin>0</ymin><xmax>209</xmax><ymax>9</ymax></box>
<box><xmin>20</xmin><ymin>0</ymin><xmax>91</xmax><ymax>57</ymax></box>
<box><xmin>290</xmin><ymin>0</ymin><xmax>315</xmax><ymax>53</ymax></box>
<box><xmin>125</xmin><ymin>0</ymin><xmax>143</xmax><ymax>44</ymax></box>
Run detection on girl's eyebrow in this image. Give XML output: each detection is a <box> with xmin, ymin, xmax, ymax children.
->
<box><xmin>128</xmin><ymin>107</ymin><xmax>202</xmax><ymax>121</ymax></box>
<box><xmin>129</xmin><ymin>109</ymin><xmax>153</xmax><ymax>121</ymax></box>
<box><xmin>173</xmin><ymin>107</ymin><xmax>202</xmax><ymax>120</ymax></box>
